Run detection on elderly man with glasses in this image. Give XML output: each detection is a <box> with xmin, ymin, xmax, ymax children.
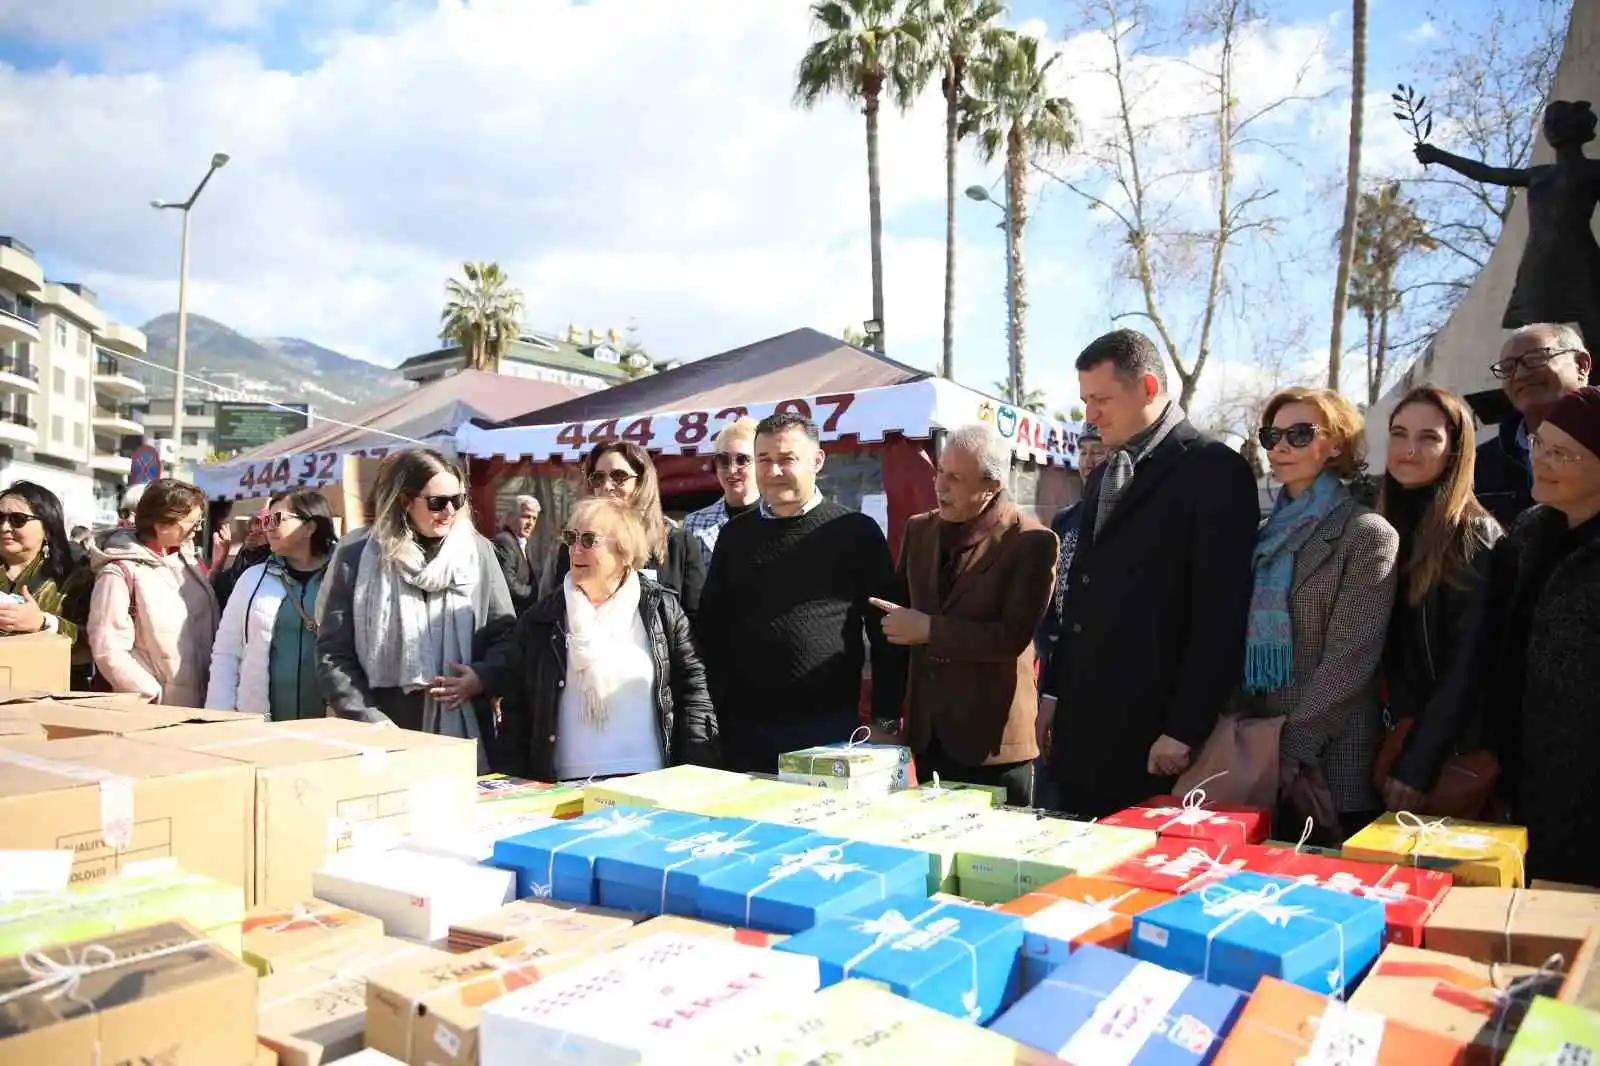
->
<box><xmin>684</xmin><ymin>417</ymin><xmax>760</xmax><ymax>561</ymax></box>
<box><xmin>1478</xmin><ymin>323</ymin><xmax>1594</xmax><ymax>528</ymax></box>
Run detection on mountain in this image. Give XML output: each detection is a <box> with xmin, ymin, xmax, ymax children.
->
<box><xmin>138</xmin><ymin>313</ymin><xmax>408</xmax><ymax>411</ymax></box>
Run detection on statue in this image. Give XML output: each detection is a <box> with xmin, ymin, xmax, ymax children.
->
<box><xmin>1413</xmin><ymin>100</ymin><xmax>1600</xmax><ymax>349</ymax></box>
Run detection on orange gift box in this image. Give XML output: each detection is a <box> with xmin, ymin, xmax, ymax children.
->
<box><xmin>1214</xmin><ymin>976</ymin><xmax>1469</xmax><ymax>1065</ymax></box>
<box><xmin>999</xmin><ymin>875</ymin><xmax>1174</xmax><ymax>986</ymax></box>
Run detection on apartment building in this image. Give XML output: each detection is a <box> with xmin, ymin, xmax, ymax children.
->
<box><xmin>132</xmin><ymin>395</ymin><xmax>216</xmax><ymax>468</ymax></box>
<box><xmin>399</xmin><ymin>326</ymin><xmax>643</xmax><ymax>390</ymax></box>
<box><xmin>0</xmin><ymin>236</ymin><xmax>149</xmax><ymax>528</ymax></box>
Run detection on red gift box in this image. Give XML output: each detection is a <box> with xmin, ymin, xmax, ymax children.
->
<box><xmin>1100</xmin><ymin>839</ymin><xmax>1293</xmax><ymax>894</ymax></box>
<box><xmin>1270</xmin><ymin>852</ymin><xmax>1454</xmax><ymax>947</ymax></box>
<box><xmin>1099</xmin><ymin>794</ymin><xmax>1271</xmax><ymax>846</ymax></box>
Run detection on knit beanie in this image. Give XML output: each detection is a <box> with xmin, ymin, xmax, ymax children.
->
<box><xmin>1543</xmin><ymin>387</ymin><xmax>1600</xmax><ymax>461</ymax></box>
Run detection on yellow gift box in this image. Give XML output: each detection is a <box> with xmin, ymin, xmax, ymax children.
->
<box><xmin>671</xmin><ymin>778</ymin><xmax>821</xmax><ymax>818</ymax></box>
<box><xmin>476</xmin><ymin>774</ymin><xmax>585</xmax><ymax>819</ymax></box>
<box><xmin>759</xmin><ymin>789</ymin><xmax>883</xmax><ymax>830</ymax></box>
<box><xmin>827</xmin><ymin>810</ymin><xmax>996</xmax><ymax>894</ymax></box>
<box><xmin>580</xmin><ymin>765</ymin><xmax>752</xmax><ymax>813</ymax></box>
<box><xmin>878</xmin><ymin>785</ymin><xmax>995</xmax><ymax>817</ymax></box>
<box><xmin>958</xmin><ymin>820</ymin><xmax>1158</xmax><ymax>905</ymax></box>
<box><xmin>1343</xmin><ymin>813</ymin><xmax>1528</xmax><ymax>887</ymax></box>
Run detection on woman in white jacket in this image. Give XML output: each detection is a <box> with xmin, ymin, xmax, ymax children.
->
<box><xmin>206</xmin><ymin>489</ymin><xmax>336</xmax><ymax>718</ymax></box>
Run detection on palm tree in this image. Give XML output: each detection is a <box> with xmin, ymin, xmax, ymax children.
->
<box><xmin>1328</xmin><ymin>0</ymin><xmax>1367</xmax><ymax>391</ymax></box>
<box><xmin>962</xmin><ymin>31</ymin><xmax>1075</xmax><ymax>408</ymax></box>
<box><xmin>907</xmin><ymin>0</ymin><xmax>1006</xmax><ymax>380</ymax></box>
<box><xmin>439</xmin><ymin>262</ymin><xmax>524</xmax><ymax>374</ymax></box>
<box><xmin>990</xmin><ymin>379</ymin><xmax>1047</xmax><ymax>414</ymax></box>
<box><xmin>1350</xmin><ymin>181</ymin><xmax>1436</xmax><ymax>403</ymax></box>
<box><xmin>796</xmin><ymin>0</ymin><xmax>926</xmax><ymax>354</ymax></box>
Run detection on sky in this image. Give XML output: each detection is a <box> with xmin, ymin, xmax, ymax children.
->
<box><xmin>0</xmin><ymin>0</ymin><xmax>1525</xmax><ymax>422</ymax></box>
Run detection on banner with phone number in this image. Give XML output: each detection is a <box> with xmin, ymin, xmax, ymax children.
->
<box><xmin>194</xmin><ymin>444</ymin><xmax>395</xmax><ymax>500</ymax></box>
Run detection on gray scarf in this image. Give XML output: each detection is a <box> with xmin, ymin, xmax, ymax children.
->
<box><xmin>1094</xmin><ymin>401</ymin><xmax>1186</xmax><ymax>536</ymax></box>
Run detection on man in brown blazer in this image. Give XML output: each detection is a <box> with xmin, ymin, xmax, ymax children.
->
<box><xmin>870</xmin><ymin>422</ymin><xmax>1059</xmax><ymax>806</ymax></box>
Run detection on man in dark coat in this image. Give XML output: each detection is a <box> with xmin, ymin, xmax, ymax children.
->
<box><xmin>491</xmin><ymin>495</ymin><xmax>541</xmax><ymax>616</ymax></box>
<box><xmin>1476</xmin><ymin>323</ymin><xmax>1592</xmax><ymax>529</ymax></box>
<box><xmin>1039</xmin><ymin>329</ymin><xmax>1261</xmax><ymax>818</ymax></box>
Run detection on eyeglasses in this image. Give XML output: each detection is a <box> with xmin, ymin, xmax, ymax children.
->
<box><xmin>1257</xmin><ymin>423</ymin><xmax>1322</xmax><ymax>450</ymax></box>
<box><xmin>586</xmin><ymin>470</ymin><xmax>638</xmax><ymax>490</ymax></box>
<box><xmin>713</xmin><ymin>453</ymin><xmax>753</xmax><ymax>470</ymax></box>
<box><xmin>0</xmin><ymin>513</ymin><xmax>38</xmax><ymax>531</ymax></box>
<box><xmin>422</xmin><ymin>494</ymin><xmax>466</xmax><ymax>513</ymax></box>
<box><xmin>263</xmin><ymin>511</ymin><xmax>307</xmax><ymax>530</ymax></box>
<box><xmin>561</xmin><ymin>530</ymin><xmax>613</xmax><ymax>550</ymax></box>
<box><xmin>1529</xmin><ymin>432</ymin><xmax>1587</xmax><ymax>466</ymax></box>
<box><xmin>1491</xmin><ymin>347</ymin><xmax>1580</xmax><ymax>380</ymax></box>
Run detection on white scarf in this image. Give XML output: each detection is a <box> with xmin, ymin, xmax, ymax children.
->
<box><xmin>353</xmin><ymin>521</ymin><xmax>481</xmax><ymax>736</ymax></box>
<box><xmin>563</xmin><ymin>570</ymin><xmax>643</xmax><ymax>729</ymax></box>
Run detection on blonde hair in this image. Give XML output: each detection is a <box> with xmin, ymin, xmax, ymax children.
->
<box><xmin>1261</xmin><ymin>387</ymin><xmax>1366</xmax><ymax>479</ymax></box>
<box><xmin>582</xmin><ymin>441</ymin><xmax>668</xmax><ymax>560</ymax></box>
<box><xmin>567</xmin><ymin>497</ymin><xmax>652</xmax><ymax>571</ymax></box>
<box><xmin>714</xmin><ymin>417</ymin><xmax>759</xmax><ymax>450</ymax></box>
<box><xmin>370</xmin><ymin>447</ymin><xmax>469</xmax><ymax>561</ymax></box>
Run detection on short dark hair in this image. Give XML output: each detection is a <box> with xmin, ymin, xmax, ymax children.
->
<box><xmin>1075</xmin><ymin>329</ymin><xmax>1168</xmax><ymax>391</ymax></box>
<box><xmin>268</xmin><ymin>488</ymin><xmax>338</xmax><ymax>557</ymax></box>
<box><xmin>755</xmin><ymin>411</ymin><xmax>820</xmax><ymax>443</ymax></box>
<box><xmin>134</xmin><ymin>478</ymin><xmax>207</xmax><ymax>540</ymax></box>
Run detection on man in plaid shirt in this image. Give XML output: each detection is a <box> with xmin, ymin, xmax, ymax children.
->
<box><xmin>684</xmin><ymin>416</ymin><xmax>761</xmax><ymax>560</ymax></box>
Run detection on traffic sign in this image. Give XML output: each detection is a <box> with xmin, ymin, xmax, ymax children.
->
<box><xmin>129</xmin><ymin>444</ymin><xmax>162</xmax><ymax>484</ymax></box>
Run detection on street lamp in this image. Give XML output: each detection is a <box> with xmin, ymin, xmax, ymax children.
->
<box><xmin>152</xmin><ymin>151</ymin><xmax>230</xmax><ymax>477</ymax></box>
<box><xmin>965</xmin><ymin>184</ymin><xmax>1020</xmax><ymax>406</ymax></box>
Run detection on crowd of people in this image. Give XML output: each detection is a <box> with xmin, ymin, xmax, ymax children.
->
<box><xmin>4</xmin><ymin>321</ymin><xmax>1595</xmax><ymax>886</ymax></box>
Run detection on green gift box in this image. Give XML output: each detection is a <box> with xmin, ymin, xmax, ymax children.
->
<box><xmin>957</xmin><ymin>821</ymin><xmax>1157</xmax><ymax>905</ymax></box>
<box><xmin>0</xmin><ymin>866</ymin><xmax>244</xmax><ymax>957</ymax></box>
<box><xmin>1502</xmin><ymin>996</ymin><xmax>1600</xmax><ymax>1064</ymax></box>
<box><xmin>778</xmin><ymin>742</ymin><xmax>907</xmax><ymax>781</ymax></box>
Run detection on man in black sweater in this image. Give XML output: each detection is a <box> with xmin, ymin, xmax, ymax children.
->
<box><xmin>697</xmin><ymin>412</ymin><xmax>907</xmax><ymax>772</ymax></box>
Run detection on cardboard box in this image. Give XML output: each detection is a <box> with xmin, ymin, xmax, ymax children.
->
<box><xmin>0</xmin><ymin>633</ymin><xmax>70</xmax><ymax>692</ymax></box>
<box><xmin>1099</xmin><ymin>796</ymin><xmax>1271</xmax><ymax>846</ymax></box>
<box><xmin>1100</xmin><ymin>840</ymin><xmax>1292</xmax><ymax>895</ymax></box>
<box><xmin>20</xmin><ymin>699</ymin><xmax>264</xmax><ymax>740</ymax></box>
<box><xmin>134</xmin><ymin>718</ymin><xmax>477</xmax><ymax>905</ymax></box>
<box><xmin>669</xmin><ymin>778</ymin><xmax>822</xmax><ymax>819</ymax></box>
<box><xmin>1502</xmin><ymin>996</ymin><xmax>1600</xmax><ymax>1065</ymax></box>
<box><xmin>241</xmin><ymin>899</ymin><xmax>386</xmax><ymax>975</ymax></box>
<box><xmin>1347</xmin><ymin>944</ymin><xmax>1563</xmax><ymax>1066</ymax></box>
<box><xmin>958</xmin><ymin>821</ymin><xmax>1158</xmax><ymax>905</ymax></box>
<box><xmin>593</xmin><ymin>816</ymin><xmax>816</xmax><ymax>916</ymax></box>
<box><xmin>255</xmin><ymin>1044</ymin><xmax>280</xmax><ymax>1066</ymax></box>
<box><xmin>778</xmin><ymin>739</ymin><xmax>911</xmax><ymax>789</ymax></box>
<box><xmin>0</xmin><ymin>864</ymin><xmax>245</xmax><ymax>957</ymax></box>
<box><xmin>580</xmin><ymin>764</ymin><xmax>751</xmax><ymax>813</ymax></box>
<box><xmin>0</xmin><ymin>715</ymin><xmax>43</xmax><ymax>745</ymax></box>
<box><xmin>828</xmin><ymin>809</ymin><xmax>994</xmax><ymax>895</ymax></box>
<box><xmin>473</xmin><ymin>775</ymin><xmax>584</xmax><ymax>819</ymax></box>
<box><xmin>0</xmin><ymin>734</ymin><xmax>253</xmax><ymax>893</ymax></box>
<box><xmin>1213</xmin><ymin>975</ymin><xmax>1470</xmax><ymax>1065</ymax></box>
<box><xmin>477</xmin><ymin>933</ymin><xmax>822</xmax><ymax>1064</ymax></box>
<box><xmin>257</xmin><ymin>937</ymin><xmax>450</xmax><ymax>1066</ymax></box>
<box><xmin>446</xmin><ymin>898</ymin><xmax>641</xmax><ymax>954</ymax></box>
<box><xmin>759</xmin><ymin>789</ymin><xmax>882</xmax><ymax>830</ymax></box>
<box><xmin>1344</xmin><ymin>813</ymin><xmax>1528</xmax><ymax>888</ymax></box>
<box><xmin>313</xmin><ymin>850</ymin><xmax>515</xmax><ymax>944</ymax></box>
<box><xmin>396</xmin><ymin>811</ymin><xmax>557</xmax><ymax>867</ymax></box>
<box><xmin>1560</xmin><ymin>925</ymin><xmax>1600</xmax><ymax>1011</ymax></box>
<box><xmin>318</xmin><ymin>1052</ymin><xmax>401</xmax><ymax>1066</ymax></box>
<box><xmin>697</xmin><ymin>834</ymin><xmax>930</xmax><ymax>934</ymax></box>
<box><xmin>490</xmin><ymin>807</ymin><xmax>708</xmax><ymax>902</ymax></box>
<box><xmin>1272</xmin><ymin>852</ymin><xmax>1454</xmax><ymax>947</ymax></box>
<box><xmin>0</xmin><ymin>688</ymin><xmax>149</xmax><ymax>708</ymax></box>
<box><xmin>0</xmin><ymin>919</ymin><xmax>257</xmax><ymax>1066</ymax></box>
<box><xmin>999</xmin><ymin>876</ymin><xmax>1176</xmax><ymax>988</ymax></box>
<box><xmin>1424</xmin><ymin>887</ymin><xmax>1600</xmax><ymax>966</ymax></box>
<box><xmin>776</xmin><ymin>894</ymin><xmax>1024</xmax><ymax>1023</ymax></box>
<box><xmin>588</xmin><ymin>913</ymin><xmax>789</xmax><ymax>951</ymax></box>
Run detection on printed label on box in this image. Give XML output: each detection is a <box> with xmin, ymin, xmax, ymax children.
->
<box><xmin>1304</xmin><ymin>1000</ymin><xmax>1385</xmax><ymax>1066</ymax></box>
<box><xmin>1056</xmin><ymin>960</ymin><xmax>1192</xmax><ymax>1066</ymax></box>
<box><xmin>1028</xmin><ymin>899</ymin><xmax>1115</xmax><ymax>943</ymax></box>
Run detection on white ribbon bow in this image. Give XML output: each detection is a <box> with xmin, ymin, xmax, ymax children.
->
<box><xmin>1198</xmin><ymin>882</ymin><xmax>1310</xmax><ymax>928</ymax></box>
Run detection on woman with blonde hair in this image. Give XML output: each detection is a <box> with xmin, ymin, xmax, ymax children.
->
<box><xmin>1233</xmin><ymin>387</ymin><xmax>1399</xmax><ymax>843</ymax></box>
<box><xmin>498</xmin><ymin>496</ymin><xmax>716</xmax><ymax>782</ymax></box>
<box><xmin>1373</xmin><ymin>387</ymin><xmax>1502</xmax><ymax>816</ymax></box>
<box><xmin>317</xmin><ymin>448</ymin><xmax>515</xmax><ymax>767</ymax></box>
<box><xmin>550</xmin><ymin>440</ymin><xmax>705</xmax><ymax>618</ymax></box>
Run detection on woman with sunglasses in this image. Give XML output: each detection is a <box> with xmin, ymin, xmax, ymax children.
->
<box><xmin>316</xmin><ymin>448</ymin><xmax>514</xmax><ymax>769</ymax></box>
<box><xmin>206</xmin><ymin>490</ymin><xmax>338</xmax><ymax>719</ymax></box>
<box><xmin>0</xmin><ymin>482</ymin><xmax>93</xmax><ymax>683</ymax></box>
<box><xmin>498</xmin><ymin>497</ymin><xmax>716</xmax><ymax>782</ymax></box>
<box><xmin>549</xmin><ymin>441</ymin><xmax>705</xmax><ymax>621</ymax></box>
<box><xmin>1371</xmin><ymin>387</ymin><xmax>1502</xmax><ymax>819</ymax></box>
<box><xmin>1229</xmin><ymin>388</ymin><xmax>1398</xmax><ymax>845</ymax></box>
<box><xmin>87</xmin><ymin>478</ymin><xmax>219</xmax><ymax>706</ymax></box>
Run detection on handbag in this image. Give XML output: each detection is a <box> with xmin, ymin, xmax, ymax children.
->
<box><xmin>1174</xmin><ymin>714</ymin><xmax>1284</xmax><ymax>809</ymax></box>
<box><xmin>1372</xmin><ymin>717</ymin><xmax>1500</xmax><ymax>820</ymax></box>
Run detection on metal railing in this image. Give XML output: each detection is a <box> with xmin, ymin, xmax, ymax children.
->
<box><xmin>93</xmin><ymin>404</ymin><xmax>140</xmax><ymax>423</ymax></box>
<box><xmin>0</xmin><ymin>411</ymin><xmax>37</xmax><ymax>430</ymax></box>
<box><xmin>0</xmin><ymin>303</ymin><xmax>37</xmax><ymax>328</ymax></box>
<box><xmin>0</xmin><ymin>355</ymin><xmax>37</xmax><ymax>381</ymax></box>
<box><xmin>95</xmin><ymin>351</ymin><xmax>127</xmax><ymax>376</ymax></box>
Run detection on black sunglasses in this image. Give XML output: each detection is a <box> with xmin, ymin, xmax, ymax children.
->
<box><xmin>586</xmin><ymin>470</ymin><xmax>637</xmax><ymax>489</ymax></box>
<box><xmin>1490</xmin><ymin>347</ymin><xmax>1579</xmax><ymax>380</ymax></box>
<box><xmin>561</xmin><ymin>530</ymin><xmax>612</xmax><ymax>550</ymax></box>
<box><xmin>422</xmin><ymin>494</ymin><xmax>466</xmax><ymax>513</ymax></box>
<box><xmin>1257</xmin><ymin>423</ymin><xmax>1321</xmax><ymax>450</ymax></box>
<box><xmin>713</xmin><ymin>453</ymin><xmax>753</xmax><ymax>470</ymax></box>
<box><xmin>0</xmin><ymin>513</ymin><xmax>38</xmax><ymax>531</ymax></box>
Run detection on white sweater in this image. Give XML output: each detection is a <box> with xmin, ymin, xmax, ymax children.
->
<box><xmin>206</xmin><ymin>562</ymin><xmax>299</xmax><ymax>715</ymax></box>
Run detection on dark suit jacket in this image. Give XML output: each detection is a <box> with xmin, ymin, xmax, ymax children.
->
<box><xmin>897</xmin><ymin>499</ymin><xmax>1059</xmax><ymax>768</ymax></box>
<box><xmin>491</xmin><ymin>529</ymin><xmax>538</xmax><ymax>615</ymax></box>
<box><xmin>1042</xmin><ymin>418</ymin><xmax>1261</xmax><ymax>816</ymax></box>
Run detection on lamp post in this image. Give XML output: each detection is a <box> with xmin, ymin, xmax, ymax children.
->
<box><xmin>965</xmin><ymin>184</ymin><xmax>1019</xmax><ymax>406</ymax></box>
<box><xmin>152</xmin><ymin>152</ymin><xmax>230</xmax><ymax>477</ymax></box>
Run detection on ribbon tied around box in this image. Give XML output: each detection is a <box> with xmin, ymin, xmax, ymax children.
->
<box><xmin>1196</xmin><ymin>880</ymin><xmax>1352</xmax><ymax>998</ymax></box>
<box><xmin>840</xmin><ymin>903</ymin><xmax>984</xmax><ymax>1022</ymax></box>
<box><xmin>740</xmin><ymin>844</ymin><xmax>877</xmax><ymax>927</ymax></box>
<box><xmin>654</xmin><ymin>823</ymin><xmax>761</xmax><ymax>915</ymax></box>
<box><xmin>531</xmin><ymin>809</ymin><xmax>662</xmax><ymax>900</ymax></box>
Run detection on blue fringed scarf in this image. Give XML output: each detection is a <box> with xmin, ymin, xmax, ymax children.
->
<box><xmin>1245</xmin><ymin>471</ymin><xmax>1346</xmax><ymax>694</ymax></box>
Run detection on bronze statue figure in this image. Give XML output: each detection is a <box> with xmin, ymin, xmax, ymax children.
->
<box><xmin>1416</xmin><ymin>100</ymin><xmax>1600</xmax><ymax>349</ymax></box>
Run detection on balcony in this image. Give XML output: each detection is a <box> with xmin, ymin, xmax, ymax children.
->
<box><xmin>0</xmin><ymin>302</ymin><xmax>38</xmax><ymax>346</ymax></box>
<box><xmin>0</xmin><ymin>239</ymin><xmax>43</xmax><ymax>295</ymax></box>
<box><xmin>90</xmin><ymin>452</ymin><xmax>133</xmax><ymax>477</ymax></box>
<box><xmin>93</xmin><ymin>351</ymin><xmax>146</xmax><ymax>399</ymax></box>
<box><xmin>91</xmin><ymin>403</ymin><xmax>143</xmax><ymax>435</ymax></box>
<box><xmin>97</xmin><ymin>322</ymin><xmax>147</xmax><ymax>357</ymax></box>
<box><xmin>0</xmin><ymin>355</ymin><xmax>40</xmax><ymax>395</ymax></box>
<box><xmin>0</xmin><ymin>411</ymin><xmax>38</xmax><ymax>448</ymax></box>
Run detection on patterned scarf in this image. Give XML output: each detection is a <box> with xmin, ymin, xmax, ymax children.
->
<box><xmin>1093</xmin><ymin>401</ymin><xmax>1187</xmax><ymax>537</ymax></box>
<box><xmin>1245</xmin><ymin>471</ymin><xmax>1346</xmax><ymax>694</ymax></box>
<box><xmin>563</xmin><ymin>570</ymin><xmax>643</xmax><ymax>729</ymax></box>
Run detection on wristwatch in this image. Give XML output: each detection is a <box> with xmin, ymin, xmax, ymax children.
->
<box><xmin>871</xmin><ymin>716</ymin><xmax>902</xmax><ymax>736</ymax></box>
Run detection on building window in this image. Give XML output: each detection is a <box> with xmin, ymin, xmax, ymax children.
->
<box><xmin>55</xmin><ymin>322</ymin><xmax>68</xmax><ymax>348</ymax></box>
<box><xmin>52</xmin><ymin>368</ymin><xmax>65</xmax><ymax>394</ymax></box>
<box><xmin>77</xmin><ymin>332</ymin><xmax>89</xmax><ymax>356</ymax></box>
<box><xmin>74</xmin><ymin>377</ymin><xmax>85</xmax><ymax>402</ymax></box>
<box><xmin>51</xmin><ymin>416</ymin><xmax>63</xmax><ymax>442</ymax></box>
<box><xmin>184</xmin><ymin>403</ymin><xmax>207</xmax><ymax>417</ymax></box>
<box><xmin>73</xmin><ymin>424</ymin><xmax>83</xmax><ymax>447</ymax></box>
<box><xmin>181</xmin><ymin>432</ymin><xmax>199</xmax><ymax>446</ymax></box>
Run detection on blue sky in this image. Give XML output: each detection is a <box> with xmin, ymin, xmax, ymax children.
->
<box><xmin>0</xmin><ymin>0</ymin><xmax>1524</xmax><ymax>420</ymax></box>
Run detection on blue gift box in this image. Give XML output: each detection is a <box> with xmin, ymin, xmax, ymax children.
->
<box><xmin>591</xmin><ymin>817</ymin><xmax>815</xmax><ymax>916</ymax></box>
<box><xmin>990</xmin><ymin>944</ymin><xmax>1243</xmax><ymax>1066</ymax></box>
<box><xmin>774</xmin><ymin>894</ymin><xmax>1023</xmax><ymax>1023</ymax></box>
<box><xmin>490</xmin><ymin>808</ymin><xmax>707</xmax><ymax>903</ymax></box>
<box><xmin>696</xmin><ymin>833</ymin><xmax>930</xmax><ymax>934</ymax></box>
<box><xmin>1129</xmin><ymin>872</ymin><xmax>1386</xmax><ymax>996</ymax></box>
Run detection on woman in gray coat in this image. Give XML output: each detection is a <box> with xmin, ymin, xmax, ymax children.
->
<box><xmin>316</xmin><ymin>447</ymin><xmax>515</xmax><ymax>770</ymax></box>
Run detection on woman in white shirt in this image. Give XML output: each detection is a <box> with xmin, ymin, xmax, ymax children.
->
<box><xmin>496</xmin><ymin>497</ymin><xmax>717</xmax><ymax>781</ymax></box>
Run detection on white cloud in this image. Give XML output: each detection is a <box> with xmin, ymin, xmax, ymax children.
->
<box><xmin>1403</xmin><ymin>21</ymin><xmax>1438</xmax><ymax>43</ymax></box>
<box><xmin>0</xmin><ymin>0</ymin><xmax>286</xmax><ymax>42</ymax></box>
